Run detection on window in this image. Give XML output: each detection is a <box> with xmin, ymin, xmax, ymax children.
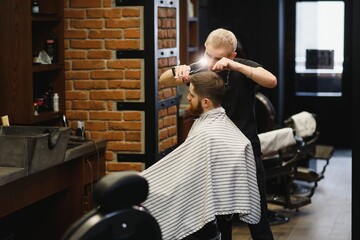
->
<box><xmin>295</xmin><ymin>1</ymin><xmax>344</xmax><ymax>96</ymax></box>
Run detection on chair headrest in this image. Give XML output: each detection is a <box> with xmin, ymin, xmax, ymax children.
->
<box><xmin>93</xmin><ymin>171</ymin><xmax>149</xmax><ymax>212</ymax></box>
<box><xmin>285</xmin><ymin>111</ymin><xmax>316</xmax><ymax>138</ymax></box>
<box><xmin>258</xmin><ymin>127</ymin><xmax>297</xmax><ymax>157</ymax></box>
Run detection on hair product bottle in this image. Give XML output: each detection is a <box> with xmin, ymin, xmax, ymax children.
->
<box><xmin>53</xmin><ymin>93</ymin><xmax>59</xmax><ymax>112</ymax></box>
<box><xmin>32</xmin><ymin>0</ymin><xmax>39</xmax><ymax>14</ymax></box>
<box><xmin>46</xmin><ymin>33</ymin><xmax>58</xmax><ymax>63</ymax></box>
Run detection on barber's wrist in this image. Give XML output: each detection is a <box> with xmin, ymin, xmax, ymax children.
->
<box><xmin>171</xmin><ymin>65</ymin><xmax>191</xmax><ymax>76</ymax></box>
<box><xmin>247</xmin><ymin>66</ymin><xmax>254</xmax><ymax>78</ymax></box>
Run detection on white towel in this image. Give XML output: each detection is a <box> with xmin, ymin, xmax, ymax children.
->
<box><xmin>140</xmin><ymin>107</ymin><xmax>260</xmax><ymax>240</ymax></box>
<box><xmin>258</xmin><ymin>127</ymin><xmax>296</xmax><ymax>157</ymax></box>
<box><xmin>290</xmin><ymin>111</ymin><xmax>316</xmax><ymax>137</ymax></box>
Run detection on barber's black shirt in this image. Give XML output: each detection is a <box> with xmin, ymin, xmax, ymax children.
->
<box><xmin>218</xmin><ymin>58</ymin><xmax>262</xmax><ymax>157</ymax></box>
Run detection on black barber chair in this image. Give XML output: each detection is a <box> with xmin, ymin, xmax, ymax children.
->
<box><xmin>258</xmin><ymin>127</ymin><xmax>311</xmax><ymax>226</ymax></box>
<box><xmin>62</xmin><ymin>171</ymin><xmax>162</xmax><ymax>240</ymax></box>
<box><xmin>255</xmin><ymin>92</ymin><xmax>277</xmax><ymax>134</ymax></box>
<box><xmin>284</xmin><ymin>116</ymin><xmax>334</xmax><ymax>198</ymax></box>
<box><xmin>255</xmin><ymin>91</ymin><xmax>333</xmax><ymax>196</ymax></box>
<box><xmin>255</xmin><ymin>92</ymin><xmax>290</xmax><ymax>225</ymax></box>
<box><xmin>264</xmin><ymin>146</ymin><xmax>311</xmax><ymax>211</ymax></box>
<box><xmin>255</xmin><ymin>92</ymin><xmax>313</xmax><ymax>225</ymax></box>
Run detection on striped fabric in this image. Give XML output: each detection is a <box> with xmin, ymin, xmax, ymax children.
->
<box><xmin>140</xmin><ymin>107</ymin><xmax>260</xmax><ymax>240</ymax></box>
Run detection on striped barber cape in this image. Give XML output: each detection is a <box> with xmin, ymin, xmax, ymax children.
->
<box><xmin>140</xmin><ymin>107</ymin><xmax>260</xmax><ymax>240</ymax></box>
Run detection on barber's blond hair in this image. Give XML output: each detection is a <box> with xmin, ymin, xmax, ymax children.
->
<box><xmin>204</xmin><ymin>28</ymin><xmax>237</xmax><ymax>55</ymax></box>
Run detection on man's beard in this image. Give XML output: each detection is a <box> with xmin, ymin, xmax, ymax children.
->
<box><xmin>188</xmin><ymin>100</ymin><xmax>203</xmax><ymax>116</ymax></box>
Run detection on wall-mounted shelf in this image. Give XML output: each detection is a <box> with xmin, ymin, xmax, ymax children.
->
<box><xmin>0</xmin><ymin>0</ymin><xmax>65</xmax><ymax>125</ymax></box>
<box><xmin>180</xmin><ymin>0</ymin><xmax>200</xmax><ymax>64</ymax></box>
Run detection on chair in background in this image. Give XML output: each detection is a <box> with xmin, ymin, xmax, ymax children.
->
<box><xmin>284</xmin><ymin>112</ymin><xmax>334</xmax><ymax>197</ymax></box>
<box><xmin>258</xmin><ymin>128</ymin><xmax>312</xmax><ymax>222</ymax></box>
<box><xmin>62</xmin><ymin>171</ymin><xmax>162</xmax><ymax>240</ymax></box>
<box><xmin>254</xmin><ymin>92</ymin><xmax>335</xmax><ymax>225</ymax></box>
<box><xmin>255</xmin><ymin>92</ymin><xmax>277</xmax><ymax>134</ymax></box>
<box><xmin>255</xmin><ymin>92</ymin><xmax>333</xmax><ymax>198</ymax></box>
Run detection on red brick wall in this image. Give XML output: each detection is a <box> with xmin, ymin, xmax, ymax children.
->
<box><xmin>158</xmin><ymin>6</ymin><xmax>178</xmax><ymax>153</ymax></box>
<box><xmin>64</xmin><ymin>1</ymin><xmax>178</xmax><ymax>173</ymax></box>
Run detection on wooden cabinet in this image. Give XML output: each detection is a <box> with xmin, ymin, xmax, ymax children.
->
<box><xmin>0</xmin><ymin>0</ymin><xmax>65</xmax><ymax>125</ymax></box>
<box><xmin>0</xmin><ymin>140</ymin><xmax>106</xmax><ymax>239</ymax></box>
<box><xmin>73</xmin><ymin>150</ymin><xmax>107</xmax><ymax>214</ymax></box>
<box><xmin>180</xmin><ymin>0</ymin><xmax>200</xmax><ymax>64</ymax></box>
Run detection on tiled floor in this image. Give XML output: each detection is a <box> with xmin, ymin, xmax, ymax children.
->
<box><xmin>232</xmin><ymin>148</ymin><xmax>352</xmax><ymax>240</ymax></box>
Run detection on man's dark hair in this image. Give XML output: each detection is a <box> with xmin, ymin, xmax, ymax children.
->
<box><xmin>189</xmin><ymin>71</ymin><xmax>225</xmax><ymax>106</ymax></box>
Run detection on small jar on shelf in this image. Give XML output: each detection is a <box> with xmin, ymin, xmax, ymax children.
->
<box><xmin>32</xmin><ymin>0</ymin><xmax>39</xmax><ymax>15</ymax></box>
<box><xmin>53</xmin><ymin>93</ymin><xmax>59</xmax><ymax>112</ymax></box>
<box><xmin>187</xmin><ymin>0</ymin><xmax>194</xmax><ymax>18</ymax></box>
<box><xmin>33</xmin><ymin>102</ymin><xmax>39</xmax><ymax>116</ymax></box>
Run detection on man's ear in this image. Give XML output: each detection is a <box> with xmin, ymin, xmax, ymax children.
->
<box><xmin>202</xmin><ymin>98</ymin><xmax>211</xmax><ymax>109</ymax></box>
<box><xmin>231</xmin><ymin>51</ymin><xmax>237</xmax><ymax>60</ymax></box>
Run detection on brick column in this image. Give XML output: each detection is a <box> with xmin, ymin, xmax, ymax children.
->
<box><xmin>64</xmin><ymin>0</ymin><xmax>144</xmax><ymax>173</ymax></box>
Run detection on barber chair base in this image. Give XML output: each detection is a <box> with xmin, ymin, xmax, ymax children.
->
<box><xmin>314</xmin><ymin>145</ymin><xmax>334</xmax><ymax>175</ymax></box>
<box><xmin>233</xmin><ymin>210</ymin><xmax>290</xmax><ymax>226</ymax></box>
<box><xmin>296</xmin><ymin>167</ymin><xmax>324</xmax><ymax>182</ymax></box>
<box><xmin>267</xmin><ymin>194</ymin><xmax>311</xmax><ymax>211</ymax></box>
<box><xmin>268</xmin><ymin>210</ymin><xmax>289</xmax><ymax>226</ymax></box>
<box><xmin>292</xmin><ymin>167</ymin><xmax>323</xmax><ymax>198</ymax></box>
<box><xmin>291</xmin><ymin>182</ymin><xmax>313</xmax><ymax>196</ymax></box>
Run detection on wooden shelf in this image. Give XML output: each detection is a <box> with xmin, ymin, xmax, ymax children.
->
<box><xmin>32</xmin><ymin>14</ymin><xmax>62</xmax><ymax>22</ymax></box>
<box><xmin>0</xmin><ymin>0</ymin><xmax>65</xmax><ymax>125</ymax></box>
<box><xmin>32</xmin><ymin>110</ymin><xmax>65</xmax><ymax>123</ymax></box>
<box><xmin>33</xmin><ymin>63</ymin><xmax>63</xmax><ymax>72</ymax></box>
<box><xmin>180</xmin><ymin>0</ymin><xmax>200</xmax><ymax>64</ymax></box>
<box><xmin>188</xmin><ymin>17</ymin><xmax>198</xmax><ymax>22</ymax></box>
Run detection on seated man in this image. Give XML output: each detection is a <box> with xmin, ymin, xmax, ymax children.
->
<box><xmin>140</xmin><ymin>71</ymin><xmax>260</xmax><ymax>240</ymax></box>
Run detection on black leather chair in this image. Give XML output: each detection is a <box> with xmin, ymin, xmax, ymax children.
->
<box><xmin>255</xmin><ymin>92</ymin><xmax>277</xmax><ymax>133</ymax></box>
<box><xmin>61</xmin><ymin>171</ymin><xmax>162</xmax><ymax>240</ymax></box>
<box><xmin>255</xmin><ymin>93</ymin><xmax>316</xmax><ymax>224</ymax></box>
<box><xmin>284</xmin><ymin>116</ymin><xmax>334</xmax><ymax>197</ymax></box>
<box><xmin>258</xmin><ymin>127</ymin><xmax>312</xmax><ymax>225</ymax></box>
<box><xmin>255</xmin><ymin>91</ymin><xmax>333</xmax><ymax>198</ymax></box>
<box><xmin>264</xmin><ymin>148</ymin><xmax>312</xmax><ymax>211</ymax></box>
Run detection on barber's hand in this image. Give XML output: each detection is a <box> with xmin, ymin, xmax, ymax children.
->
<box><xmin>211</xmin><ymin>57</ymin><xmax>233</xmax><ymax>72</ymax></box>
<box><xmin>174</xmin><ymin>65</ymin><xmax>191</xmax><ymax>84</ymax></box>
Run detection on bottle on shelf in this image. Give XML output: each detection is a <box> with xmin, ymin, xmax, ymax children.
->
<box><xmin>33</xmin><ymin>103</ymin><xmax>39</xmax><ymax>116</ymax></box>
<box><xmin>76</xmin><ymin>121</ymin><xmax>85</xmax><ymax>141</ymax></box>
<box><xmin>187</xmin><ymin>0</ymin><xmax>194</xmax><ymax>18</ymax></box>
<box><xmin>32</xmin><ymin>0</ymin><xmax>39</xmax><ymax>14</ymax></box>
<box><xmin>46</xmin><ymin>33</ymin><xmax>58</xmax><ymax>63</ymax></box>
<box><xmin>42</xmin><ymin>90</ymin><xmax>51</xmax><ymax>111</ymax></box>
<box><xmin>1</xmin><ymin>0</ymin><xmax>65</xmax><ymax>125</ymax></box>
<box><xmin>53</xmin><ymin>93</ymin><xmax>59</xmax><ymax>112</ymax></box>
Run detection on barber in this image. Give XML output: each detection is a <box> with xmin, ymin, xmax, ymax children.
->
<box><xmin>159</xmin><ymin>28</ymin><xmax>277</xmax><ymax>240</ymax></box>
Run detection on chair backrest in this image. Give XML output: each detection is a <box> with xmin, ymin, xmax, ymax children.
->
<box><xmin>258</xmin><ymin>127</ymin><xmax>296</xmax><ymax>158</ymax></box>
<box><xmin>284</xmin><ymin>111</ymin><xmax>319</xmax><ymax>159</ymax></box>
<box><xmin>284</xmin><ymin>111</ymin><xmax>317</xmax><ymax>138</ymax></box>
<box><xmin>62</xmin><ymin>171</ymin><xmax>162</xmax><ymax>240</ymax></box>
<box><xmin>255</xmin><ymin>92</ymin><xmax>277</xmax><ymax>133</ymax></box>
